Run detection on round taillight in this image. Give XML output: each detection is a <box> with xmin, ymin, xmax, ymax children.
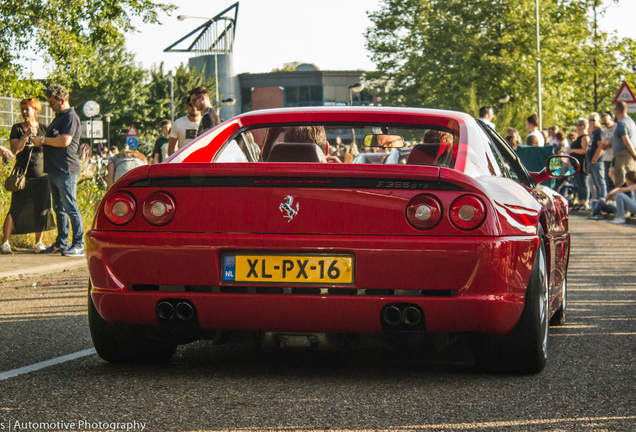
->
<box><xmin>104</xmin><ymin>192</ymin><xmax>137</xmax><ymax>225</ymax></box>
<box><xmin>143</xmin><ymin>191</ymin><xmax>176</xmax><ymax>226</ymax></box>
<box><xmin>450</xmin><ymin>195</ymin><xmax>486</xmax><ymax>230</ymax></box>
<box><xmin>406</xmin><ymin>194</ymin><xmax>443</xmax><ymax>230</ymax></box>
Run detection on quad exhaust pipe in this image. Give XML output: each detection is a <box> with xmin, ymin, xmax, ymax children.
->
<box><xmin>381</xmin><ymin>304</ymin><xmax>424</xmax><ymax>329</ymax></box>
<box><xmin>157</xmin><ymin>300</ymin><xmax>195</xmax><ymax>322</ymax></box>
<box><xmin>175</xmin><ymin>302</ymin><xmax>194</xmax><ymax>321</ymax></box>
<box><xmin>382</xmin><ymin>306</ymin><xmax>403</xmax><ymax>326</ymax></box>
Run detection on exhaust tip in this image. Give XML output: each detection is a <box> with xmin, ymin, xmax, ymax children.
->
<box><xmin>175</xmin><ymin>302</ymin><xmax>194</xmax><ymax>321</ymax></box>
<box><xmin>157</xmin><ymin>301</ymin><xmax>175</xmax><ymax>320</ymax></box>
<box><xmin>382</xmin><ymin>306</ymin><xmax>402</xmax><ymax>326</ymax></box>
<box><xmin>403</xmin><ymin>306</ymin><xmax>422</xmax><ymax>326</ymax></box>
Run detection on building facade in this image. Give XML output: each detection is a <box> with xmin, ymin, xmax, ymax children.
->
<box><xmin>237</xmin><ymin>64</ymin><xmax>374</xmax><ymax>113</ymax></box>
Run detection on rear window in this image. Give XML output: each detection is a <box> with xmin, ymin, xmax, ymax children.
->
<box><xmin>216</xmin><ymin>124</ymin><xmax>457</xmax><ymax>167</ymax></box>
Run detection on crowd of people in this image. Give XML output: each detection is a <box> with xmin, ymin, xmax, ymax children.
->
<box><xmin>483</xmin><ymin>102</ymin><xmax>635</xmax><ymax>224</ymax></box>
<box><xmin>2</xmin><ymin>93</ymin><xmax>635</xmax><ymax>255</ymax></box>
<box><xmin>0</xmin><ymin>84</ymin><xmax>222</xmax><ymax>256</ymax></box>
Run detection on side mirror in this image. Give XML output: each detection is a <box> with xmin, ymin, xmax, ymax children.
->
<box><xmin>363</xmin><ymin>134</ymin><xmax>405</xmax><ymax>148</ymax></box>
<box><xmin>530</xmin><ymin>155</ymin><xmax>580</xmax><ymax>185</ymax></box>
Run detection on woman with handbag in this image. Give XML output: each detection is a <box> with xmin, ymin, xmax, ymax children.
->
<box><xmin>1</xmin><ymin>98</ymin><xmax>55</xmax><ymax>254</ymax></box>
<box><xmin>568</xmin><ymin>118</ymin><xmax>591</xmax><ymax>211</ymax></box>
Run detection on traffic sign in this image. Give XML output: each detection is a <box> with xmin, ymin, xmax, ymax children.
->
<box><xmin>126</xmin><ymin>125</ymin><xmax>139</xmax><ymax>137</ymax></box>
<box><xmin>613</xmin><ymin>81</ymin><xmax>636</xmax><ymax>104</ymax></box>
<box><xmin>126</xmin><ymin>136</ymin><xmax>138</xmax><ymax>149</ymax></box>
<box><xmin>80</xmin><ymin>120</ymin><xmax>103</xmax><ymax>138</ymax></box>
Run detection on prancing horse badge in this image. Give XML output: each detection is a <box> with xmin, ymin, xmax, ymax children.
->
<box><xmin>279</xmin><ymin>195</ymin><xmax>299</xmax><ymax>222</ymax></box>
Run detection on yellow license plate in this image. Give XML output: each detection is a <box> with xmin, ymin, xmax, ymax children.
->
<box><xmin>222</xmin><ymin>255</ymin><xmax>354</xmax><ymax>284</ymax></box>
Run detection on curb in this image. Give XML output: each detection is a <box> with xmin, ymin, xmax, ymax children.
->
<box><xmin>0</xmin><ymin>259</ymin><xmax>86</xmax><ymax>280</ymax></box>
<box><xmin>570</xmin><ymin>211</ymin><xmax>636</xmax><ymax>224</ymax></box>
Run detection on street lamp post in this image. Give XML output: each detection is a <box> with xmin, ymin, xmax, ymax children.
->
<box><xmin>169</xmin><ymin>72</ymin><xmax>174</xmax><ymax>122</ymax></box>
<box><xmin>177</xmin><ymin>15</ymin><xmax>220</xmax><ymax>109</ymax></box>
<box><xmin>91</xmin><ymin>115</ymin><xmax>102</xmax><ymax>153</ymax></box>
<box><xmin>348</xmin><ymin>83</ymin><xmax>364</xmax><ymax>146</ymax></box>
<box><xmin>102</xmin><ymin>114</ymin><xmax>113</xmax><ymax>150</ymax></box>
<box><xmin>536</xmin><ymin>0</ymin><xmax>542</xmax><ymax>129</ymax></box>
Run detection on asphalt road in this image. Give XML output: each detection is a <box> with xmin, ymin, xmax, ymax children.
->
<box><xmin>0</xmin><ymin>216</ymin><xmax>634</xmax><ymax>432</ymax></box>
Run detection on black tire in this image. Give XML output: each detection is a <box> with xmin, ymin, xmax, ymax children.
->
<box><xmin>88</xmin><ymin>280</ymin><xmax>177</xmax><ymax>363</ymax></box>
<box><xmin>550</xmin><ymin>275</ymin><xmax>566</xmax><ymax>326</ymax></box>
<box><xmin>472</xmin><ymin>226</ymin><xmax>550</xmax><ymax>374</ymax></box>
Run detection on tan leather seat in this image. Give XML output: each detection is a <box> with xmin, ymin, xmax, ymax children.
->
<box><xmin>406</xmin><ymin>143</ymin><xmax>449</xmax><ymax>166</ymax></box>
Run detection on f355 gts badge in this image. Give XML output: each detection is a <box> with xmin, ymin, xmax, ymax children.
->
<box><xmin>279</xmin><ymin>195</ymin><xmax>299</xmax><ymax>222</ymax></box>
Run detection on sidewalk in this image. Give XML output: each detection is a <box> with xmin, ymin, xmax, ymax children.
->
<box><xmin>569</xmin><ymin>208</ymin><xmax>636</xmax><ymax>224</ymax></box>
<box><xmin>0</xmin><ymin>249</ymin><xmax>86</xmax><ymax>280</ymax></box>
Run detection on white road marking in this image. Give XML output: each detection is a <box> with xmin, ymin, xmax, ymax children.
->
<box><xmin>0</xmin><ymin>348</ymin><xmax>96</xmax><ymax>381</ymax></box>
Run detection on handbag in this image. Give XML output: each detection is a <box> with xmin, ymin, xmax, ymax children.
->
<box><xmin>4</xmin><ymin>147</ymin><xmax>32</xmax><ymax>192</ymax></box>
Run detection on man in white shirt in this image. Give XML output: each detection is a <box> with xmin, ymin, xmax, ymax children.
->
<box><xmin>525</xmin><ymin>113</ymin><xmax>545</xmax><ymax>147</ymax></box>
<box><xmin>168</xmin><ymin>100</ymin><xmax>201</xmax><ymax>156</ymax></box>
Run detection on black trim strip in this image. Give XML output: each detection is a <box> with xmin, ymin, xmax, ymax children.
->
<box><xmin>127</xmin><ymin>176</ymin><xmax>463</xmax><ymax>191</ymax></box>
<box><xmin>129</xmin><ymin>284</ymin><xmax>458</xmax><ymax>297</ymax></box>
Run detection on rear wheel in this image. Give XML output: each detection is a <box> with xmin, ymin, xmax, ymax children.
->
<box><xmin>88</xmin><ymin>281</ymin><xmax>177</xmax><ymax>363</ymax></box>
<box><xmin>550</xmin><ymin>276</ymin><xmax>566</xmax><ymax>326</ymax></box>
<box><xmin>473</xmin><ymin>226</ymin><xmax>549</xmax><ymax>374</ymax></box>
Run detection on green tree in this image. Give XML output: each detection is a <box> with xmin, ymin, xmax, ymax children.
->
<box><xmin>70</xmin><ymin>45</ymin><xmax>150</xmax><ymax>147</ymax></box>
<box><xmin>572</xmin><ymin>0</ymin><xmax>636</xmax><ymax>116</ymax></box>
<box><xmin>0</xmin><ymin>0</ymin><xmax>174</xmax><ymax>97</ymax></box>
<box><xmin>69</xmin><ymin>51</ymin><xmax>217</xmax><ymax>151</ymax></box>
<box><xmin>365</xmin><ymin>0</ymin><xmax>634</xmax><ymax>132</ymax></box>
<box><xmin>271</xmin><ymin>61</ymin><xmax>302</xmax><ymax>72</ymax></box>
<box><xmin>147</xmin><ymin>62</ymin><xmax>218</xmax><ymax>121</ymax></box>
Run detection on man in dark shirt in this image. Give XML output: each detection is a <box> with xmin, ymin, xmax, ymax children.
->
<box><xmin>152</xmin><ymin>119</ymin><xmax>171</xmax><ymax>163</ymax></box>
<box><xmin>189</xmin><ymin>86</ymin><xmax>221</xmax><ymax>136</ymax></box>
<box><xmin>33</xmin><ymin>84</ymin><xmax>84</xmax><ymax>256</ymax></box>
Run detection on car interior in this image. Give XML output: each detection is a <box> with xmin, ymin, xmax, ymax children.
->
<box><xmin>215</xmin><ymin>124</ymin><xmax>457</xmax><ymax>167</ymax></box>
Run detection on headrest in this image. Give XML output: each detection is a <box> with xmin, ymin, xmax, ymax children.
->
<box><xmin>267</xmin><ymin>142</ymin><xmax>327</xmax><ymax>163</ymax></box>
<box><xmin>406</xmin><ymin>143</ymin><xmax>449</xmax><ymax>166</ymax></box>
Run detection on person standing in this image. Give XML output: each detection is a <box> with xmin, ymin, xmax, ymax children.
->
<box><xmin>478</xmin><ymin>106</ymin><xmax>496</xmax><ymax>130</ymax></box>
<box><xmin>586</xmin><ymin>112</ymin><xmax>606</xmax><ymax>198</ymax></box>
<box><xmin>189</xmin><ymin>86</ymin><xmax>221</xmax><ymax>136</ymax></box>
<box><xmin>599</xmin><ymin>112</ymin><xmax>616</xmax><ymax>191</ymax></box>
<box><xmin>611</xmin><ymin>102</ymin><xmax>636</xmax><ymax>188</ymax></box>
<box><xmin>548</xmin><ymin>126</ymin><xmax>561</xmax><ymax>148</ymax></box>
<box><xmin>33</xmin><ymin>84</ymin><xmax>84</xmax><ymax>256</ymax></box>
<box><xmin>525</xmin><ymin>113</ymin><xmax>545</xmax><ymax>147</ymax></box>
<box><xmin>152</xmin><ymin>119</ymin><xmax>171</xmax><ymax>163</ymax></box>
<box><xmin>1</xmin><ymin>98</ymin><xmax>55</xmax><ymax>254</ymax></box>
<box><xmin>167</xmin><ymin>99</ymin><xmax>201</xmax><ymax>156</ymax></box>
<box><xmin>567</xmin><ymin>118</ymin><xmax>590</xmax><ymax>210</ymax></box>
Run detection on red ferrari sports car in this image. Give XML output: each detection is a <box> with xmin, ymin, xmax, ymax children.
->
<box><xmin>86</xmin><ymin>107</ymin><xmax>579</xmax><ymax>373</ymax></box>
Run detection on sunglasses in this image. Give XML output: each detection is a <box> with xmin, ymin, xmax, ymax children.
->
<box><xmin>588</xmin><ymin>118</ymin><xmax>597</xmax><ymax>122</ymax></box>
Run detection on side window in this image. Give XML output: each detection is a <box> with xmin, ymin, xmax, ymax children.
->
<box><xmin>483</xmin><ymin>126</ymin><xmax>533</xmax><ymax>186</ymax></box>
<box><xmin>489</xmin><ymin>139</ymin><xmax>519</xmax><ymax>182</ymax></box>
<box><xmin>477</xmin><ymin>127</ymin><xmax>504</xmax><ymax>177</ymax></box>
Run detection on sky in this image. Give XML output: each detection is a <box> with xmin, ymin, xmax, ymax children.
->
<box><xmin>18</xmin><ymin>0</ymin><xmax>636</xmax><ymax>79</ymax></box>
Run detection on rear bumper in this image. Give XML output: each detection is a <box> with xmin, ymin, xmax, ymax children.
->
<box><xmin>86</xmin><ymin>231</ymin><xmax>537</xmax><ymax>336</ymax></box>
